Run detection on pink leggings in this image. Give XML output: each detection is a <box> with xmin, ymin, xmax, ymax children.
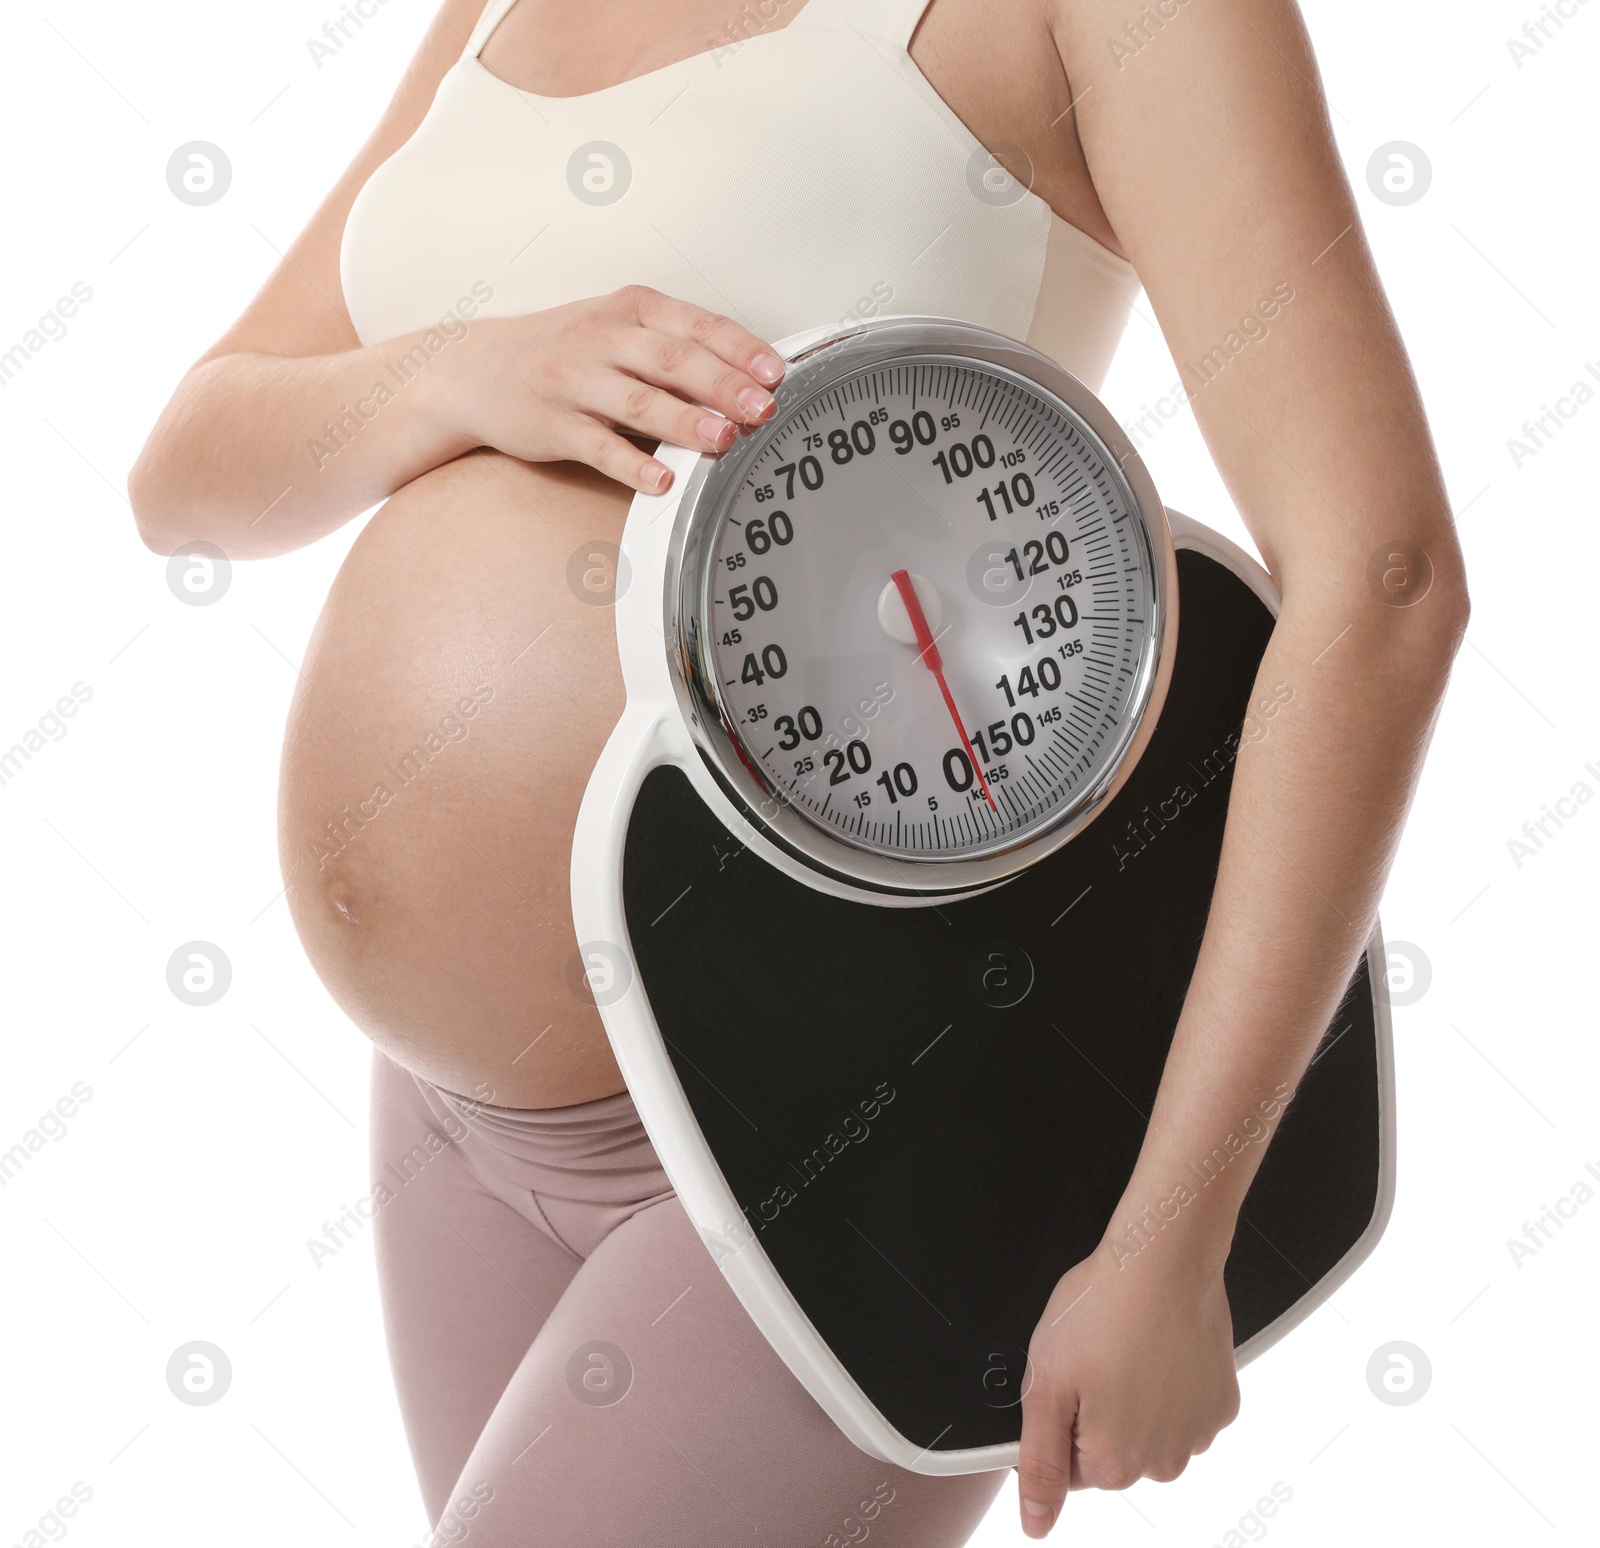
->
<box><xmin>368</xmin><ymin>1049</ymin><xmax>1007</xmax><ymax>1546</ymax></box>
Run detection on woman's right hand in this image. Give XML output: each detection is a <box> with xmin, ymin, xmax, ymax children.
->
<box><xmin>430</xmin><ymin>283</ymin><xmax>789</xmax><ymax>495</ymax></box>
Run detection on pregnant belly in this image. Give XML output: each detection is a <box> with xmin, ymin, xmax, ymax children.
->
<box><xmin>278</xmin><ymin>450</ymin><xmax>634</xmax><ymax>1108</ymax></box>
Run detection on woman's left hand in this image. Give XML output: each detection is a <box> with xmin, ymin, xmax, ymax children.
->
<box><xmin>1013</xmin><ymin>1226</ymin><xmax>1241</xmax><ymax>1537</ymax></box>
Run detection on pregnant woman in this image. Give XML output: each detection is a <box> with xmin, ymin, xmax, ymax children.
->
<box><xmin>129</xmin><ymin>0</ymin><xmax>1468</xmax><ymax>1541</ymax></box>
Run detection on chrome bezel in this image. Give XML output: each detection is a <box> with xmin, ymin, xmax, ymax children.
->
<box><xmin>664</xmin><ymin>316</ymin><xmax>1177</xmax><ymax>897</ymax></box>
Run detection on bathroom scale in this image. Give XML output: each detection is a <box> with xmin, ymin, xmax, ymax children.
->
<box><xmin>569</xmin><ymin>316</ymin><xmax>1395</xmax><ymax>1475</ymax></box>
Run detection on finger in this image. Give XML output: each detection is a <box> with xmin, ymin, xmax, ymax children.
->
<box><xmin>615</xmin><ymin>283</ymin><xmax>787</xmax><ymax>390</ymax></box>
<box><xmin>580</xmin><ymin>368</ymin><xmax>746</xmax><ymax>457</ymax></box>
<box><xmin>555</xmin><ymin>411</ymin><xmax>675</xmax><ymax>494</ymax></box>
<box><xmin>1069</xmin><ymin>1441</ymin><xmax>1142</xmax><ymax>1493</ymax></box>
<box><xmin>1145</xmin><ymin>1453</ymin><xmax>1191</xmax><ymax>1484</ymax></box>
<box><xmin>1016</xmin><ymin>1382</ymin><xmax>1078</xmax><ymax>1538</ymax></box>
<box><xmin>608</xmin><ymin>323</ymin><xmax>780</xmax><ymax>432</ymax></box>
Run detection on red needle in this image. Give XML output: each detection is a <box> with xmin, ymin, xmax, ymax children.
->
<box><xmin>890</xmin><ymin>568</ymin><xmax>998</xmax><ymax>814</ymax></box>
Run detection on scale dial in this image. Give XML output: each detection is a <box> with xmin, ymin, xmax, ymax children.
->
<box><xmin>670</xmin><ymin>319</ymin><xmax>1177</xmax><ymax>895</ymax></box>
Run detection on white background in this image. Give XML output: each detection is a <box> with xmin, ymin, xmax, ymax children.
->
<box><xmin>1</xmin><ymin>0</ymin><xmax>1595</xmax><ymax>1543</ymax></box>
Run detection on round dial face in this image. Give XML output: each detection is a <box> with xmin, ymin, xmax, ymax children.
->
<box><xmin>699</xmin><ymin>352</ymin><xmax>1165</xmax><ymax>864</ymax></box>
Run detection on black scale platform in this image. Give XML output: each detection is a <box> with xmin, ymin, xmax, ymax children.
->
<box><xmin>621</xmin><ymin>549</ymin><xmax>1382</xmax><ymax>1453</ymax></box>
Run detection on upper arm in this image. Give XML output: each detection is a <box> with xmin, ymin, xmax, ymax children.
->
<box><xmin>1049</xmin><ymin>0</ymin><xmax>1464</xmax><ymax>611</ymax></box>
<box><xmin>197</xmin><ymin>0</ymin><xmax>490</xmax><ymax>367</ymax></box>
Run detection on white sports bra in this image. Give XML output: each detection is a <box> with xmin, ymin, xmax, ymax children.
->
<box><xmin>341</xmin><ymin>0</ymin><xmax>1140</xmax><ymax>392</ymax></box>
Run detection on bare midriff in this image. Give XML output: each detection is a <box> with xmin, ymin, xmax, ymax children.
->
<box><xmin>278</xmin><ymin>0</ymin><xmax>1121</xmax><ymax>1109</ymax></box>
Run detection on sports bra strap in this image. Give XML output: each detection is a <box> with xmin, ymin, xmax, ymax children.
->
<box><xmin>791</xmin><ymin>0</ymin><xmax>934</xmax><ymax>48</ymax></box>
<box><xmin>466</xmin><ymin>0</ymin><xmax>522</xmax><ymax>56</ymax></box>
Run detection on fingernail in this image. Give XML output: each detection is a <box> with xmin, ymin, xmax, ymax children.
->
<box><xmin>750</xmin><ymin>351</ymin><xmax>784</xmax><ymax>384</ymax></box>
<box><xmin>645</xmin><ymin>461</ymin><xmax>672</xmax><ymax>491</ymax></box>
<box><xmin>698</xmin><ymin>414</ymin><xmax>733</xmax><ymax>448</ymax></box>
<box><xmin>738</xmin><ymin>387</ymin><xmax>775</xmax><ymax>420</ymax></box>
<box><xmin>1021</xmin><ymin>1497</ymin><xmax>1054</xmax><ymax>1537</ymax></box>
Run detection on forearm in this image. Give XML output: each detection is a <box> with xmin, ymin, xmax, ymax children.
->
<box><xmin>1103</xmin><ymin>567</ymin><xmax>1466</xmax><ymax>1273</ymax></box>
<box><xmin>127</xmin><ymin>330</ymin><xmax>474</xmax><ymax>559</ymax></box>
